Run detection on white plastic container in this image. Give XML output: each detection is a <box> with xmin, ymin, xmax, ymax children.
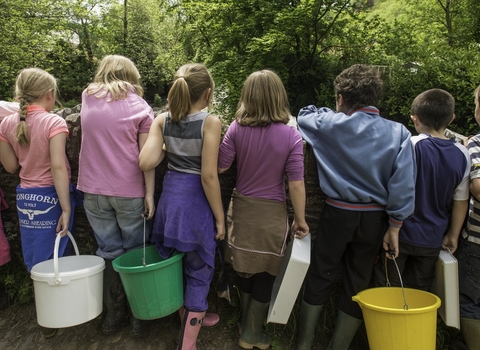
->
<box><xmin>30</xmin><ymin>232</ymin><xmax>105</xmax><ymax>328</ymax></box>
<box><xmin>431</xmin><ymin>249</ymin><xmax>460</xmax><ymax>329</ymax></box>
<box><xmin>267</xmin><ymin>234</ymin><xmax>311</xmax><ymax>324</ymax></box>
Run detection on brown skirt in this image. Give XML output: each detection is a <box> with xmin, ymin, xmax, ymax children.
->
<box><xmin>224</xmin><ymin>189</ymin><xmax>289</xmax><ymax>277</ymax></box>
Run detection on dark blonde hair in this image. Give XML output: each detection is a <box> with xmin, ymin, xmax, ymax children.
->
<box><xmin>167</xmin><ymin>63</ymin><xmax>214</xmax><ymax>122</ymax></box>
<box><xmin>14</xmin><ymin>68</ymin><xmax>57</xmax><ymax>146</ymax></box>
<box><xmin>475</xmin><ymin>85</ymin><xmax>480</xmax><ymax>106</ymax></box>
<box><xmin>86</xmin><ymin>55</ymin><xmax>143</xmax><ymax>100</ymax></box>
<box><xmin>235</xmin><ymin>70</ymin><xmax>291</xmax><ymax>127</ymax></box>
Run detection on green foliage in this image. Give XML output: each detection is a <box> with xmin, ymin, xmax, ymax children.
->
<box><xmin>154</xmin><ymin>94</ymin><xmax>163</xmax><ymax>108</ymax></box>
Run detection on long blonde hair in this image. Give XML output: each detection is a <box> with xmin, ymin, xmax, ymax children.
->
<box><xmin>86</xmin><ymin>55</ymin><xmax>143</xmax><ymax>100</ymax></box>
<box><xmin>475</xmin><ymin>85</ymin><xmax>480</xmax><ymax>106</ymax></box>
<box><xmin>167</xmin><ymin>63</ymin><xmax>214</xmax><ymax>122</ymax></box>
<box><xmin>235</xmin><ymin>70</ymin><xmax>291</xmax><ymax>126</ymax></box>
<box><xmin>14</xmin><ymin>68</ymin><xmax>57</xmax><ymax>146</ymax></box>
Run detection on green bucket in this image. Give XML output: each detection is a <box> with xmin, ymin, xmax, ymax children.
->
<box><xmin>112</xmin><ymin>245</ymin><xmax>184</xmax><ymax>320</ymax></box>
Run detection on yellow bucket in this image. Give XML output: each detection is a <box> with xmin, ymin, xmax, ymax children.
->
<box><xmin>352</xmin><ymin>287</ymin><xmax>441</xmax><ymax>350</ymax></box>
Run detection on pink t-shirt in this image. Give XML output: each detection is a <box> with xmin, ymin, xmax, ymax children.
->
<box><xmin>218</xmin><ymin>121</ymin><xmax>304</xmax><ymax>202</ymax></box>
<box><xmin>0</xmin><ymin>105</ymin><xmax>70</xmax><ymax>188</ymax></box>
<box><xmin>77</xmin><ymin>89</ymin><xmax>154</xmax><ymax>197</ymax></box>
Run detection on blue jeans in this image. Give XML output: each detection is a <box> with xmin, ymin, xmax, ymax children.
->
<box><xmin>83</xmin><ymin>193</ymin><xmax>151</xmax><ymax>260</ymax></box>
<box><xmin>457</xmin><ymin>234</ymin><xmax>480</xmax><ymax>320</ymax></box>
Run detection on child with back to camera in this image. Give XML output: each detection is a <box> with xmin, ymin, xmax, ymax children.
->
<box><xmin>296</xmin><ymin>64</ymin><xmax>416</xmax><ymax>350</ymax></box>
<box><xmin>0</xmin><ymin>68</ymin><xmax>79</xmax><ymax>338</ymax></box>
<box><xmin>453</xmin><ymin>85</ymin><xmax>480</xmax><ymax>349</ymax></box>
<box><xmin>218</xmin><ymin>70</ymin><xmax>309</xmax><ymax>350</ymax></box>
<box><xmin>77</xmin><ymin>55</ymin><xmax>155</xmax><ymax>337</ymax></box>
<box><xmin>374</xmin><ymin>88</ymin><xmax>470</xmax><ymax>291</ymax></box>
<box><xmin>139</xmin><ymin>63</ymin><xmax>225</xmax><ymax>350</ymax></box>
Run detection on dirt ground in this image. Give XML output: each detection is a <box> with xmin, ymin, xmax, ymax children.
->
<box><xmin>0</xmin><ymin>292</ymin><xmax>375</xmax><ymax>350</ymax></box>
<box><xmin>0</xmin><ymin>300</ymin><xmax>240</xmax><ymax>350</ymax></box>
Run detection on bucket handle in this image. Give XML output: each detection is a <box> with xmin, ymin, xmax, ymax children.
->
<box><xmin>384</xmin><ymin>251</ymin><xmax>409</xmax><ymax>310</ymax></box>
<box><xmin>142</xmin><ymin>216</ymin><xmax>146</xmax><ymax>267</ymax></box>
<box><xmin>54</xmin><ymin>231</ymin><xmax>79</xmax><ymax>285</ymax></box>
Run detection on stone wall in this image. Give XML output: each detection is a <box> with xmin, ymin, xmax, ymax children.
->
<box><xmin>0</xmin><ymin>106</ymin><xmax>324</xmax><ymax>258</ymax></box>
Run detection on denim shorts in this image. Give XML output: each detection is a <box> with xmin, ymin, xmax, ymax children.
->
<box><xmin>83</xmin><ymin>193</ymin><xmax>152</xmax><ymax>260</ymax></box>
<box><xmin>456</xmin><ymin>234</ymin><xmax>480</xmax><ymax>320</ymax></box>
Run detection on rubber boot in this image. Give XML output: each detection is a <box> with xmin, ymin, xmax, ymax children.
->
<box><xmin>102</xmin><ymin>259</ymin><xmax>129</xmax><ymax>335</ymax></box>
<box><xmin>39</xmin><ymin>326</ymin><xmax>57</xmax><ymax>338</ymax></box>
<box><xmin>130</xmin><ymin>316</ymin><xmax>150</xmax><ymax>338</ymax></box>
<box><xmin>239</xmin><ymin>291</ymin><xmax>252</xmax><ymax>335</ymax></box>
<box><xmin>179</xmin><ymin>305</ymin><xmax>220</xmax><ymax>327</ymax></box>
<box><xmin>326</xmin><ymin>310</ymin><xmax>362</xmax><ymax>350</ymax></box>
<box><xmin>460</xmin><ymin>317</ymin><xmax>480</xmax><ymax>350</ymax></box>
<box><xmin>238</xmin><ymin>298</ymin><xmax>271</xmax><ymax>349</ymax></box>
<box><xmin>177</xmin><ymin>308</ymin><xmax>205</xmax><ymax>350</ymax></box>
<box><xmin>296</xmin><ymin>300</ymin><xmax>323</xmax><ymax>350</ymax></box>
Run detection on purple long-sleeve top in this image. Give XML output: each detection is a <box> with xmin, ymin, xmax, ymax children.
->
<box><xmin>218</xmin><ymin>120</ymin><xmax>304</xmax><ymax>202</ymax></box>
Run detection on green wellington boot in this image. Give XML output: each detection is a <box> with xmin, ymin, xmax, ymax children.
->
<box><xmin>460</xmin><ymin>317</ymin><xmax>480</xmax><ymax>350</ymax></box>
<box><xmin>239</xmin><ymin>291</ymin><xmax>252</xmax><ymax>335</ymax></box>
<box><xmin>326</xmin><ymin>310</ymin><xmax>363</xmax><ymax>350</ymax></box>
<box><xmin>238</xmin><ymin>298</ymin><xmax>271</xmax><ymax>349</ymax></box>
<box><xmin>296</xmin><ymin>300</ymin><xmax>323</xmax><ymax>350</ymax></box>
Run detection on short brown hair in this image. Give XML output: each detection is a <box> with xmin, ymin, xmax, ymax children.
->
<box><xmin>235</xmin><ymin>70</ymin><xmax>291</xmax><ymax>126</ymax></box>
<box><xmin>411</xmin><ymin>89</ymin><xmax>454</xmax><ymax>131</ymax></box>
<box><xmin>334</xmin><ymin>64</ymin><xmax>383</xmax><ymax>110</ymax></box>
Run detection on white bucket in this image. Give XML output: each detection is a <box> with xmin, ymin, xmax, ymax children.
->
<box><xmin>30</xmin><ymin>232</ymin><xmax>105</xmax><ymax>328</ymax></box>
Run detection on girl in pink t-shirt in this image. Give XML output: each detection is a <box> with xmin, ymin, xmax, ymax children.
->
<box><xmin>0</xmin><ymin>68</ymin><xmax>75</xmax><ymax>338</ymax></box>
<box><xmin>78</xmin><ymin>55</ymin><xmax>155</xmax><ymax>337</ymax></box>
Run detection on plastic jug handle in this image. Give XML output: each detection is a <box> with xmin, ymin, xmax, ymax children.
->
<box><xmin>54</xmin><ymin>231</ymin><xmax>79</xmax><ymax>285</ymax></box>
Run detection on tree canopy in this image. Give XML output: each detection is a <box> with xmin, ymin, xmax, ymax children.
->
<box><xmin>0</xmin><ymin>0</ymin><xmax>479</xmax><ymax>133</ymax></box>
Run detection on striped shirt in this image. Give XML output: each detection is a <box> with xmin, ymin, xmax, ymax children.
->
<box><xmin>466</xmin><ymin>134</ymin><xmax>480</xmax><ymax>244</ymax></box>
<box><xmin>164</xmin><ymin>111</ymin><xmax>208</xmax><ymax>175</ymax></box>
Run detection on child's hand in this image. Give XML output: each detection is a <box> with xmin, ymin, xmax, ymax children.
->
<box><xmin>383</xmin><ymin>225</ymin><xmax>400</xmax><ymax>259</ymax></box>
<box><xmin>144</xmin><ymin>195</ymin><xmax>155</xmax><ymax>220</ymax></box>
<box><xmin>291</xmin><ymin>219</ymin><xmax>309</xmax><ymax>239</ymax></box>
<box><xmin>56</xmin><ymin>210</ymin><xmax>71</xmax><ymax>237</ymax></box>
<box><xmin>215</xmin><ymin>220</ymin><xmax>225</xmax><ymax>241</ymax></box>
<box><xmin>442</xmin><ymin>233</ymin><xmax>458</xmax><ymax>254</ymax></box>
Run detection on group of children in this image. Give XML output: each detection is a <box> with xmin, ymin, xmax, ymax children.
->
<box><xmin>0</xmin><ymin>58</ymin><xmax>479</xmax><ymax>350</ymax></box>
<box><xmin>296</xmin><ymin>65</ymin><xmax>475</xmax><ymax>350</ymax></box>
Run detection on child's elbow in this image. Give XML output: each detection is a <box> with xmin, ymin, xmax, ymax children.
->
<box><xmin>201</xmin><ymin>171</ymin><xmax>218</xmax><ymax>186</ymax></box>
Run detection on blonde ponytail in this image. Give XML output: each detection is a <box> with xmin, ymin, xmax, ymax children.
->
<box><xmin>13</xmin><ymin>68</ymin><xmax>57</xmax><ymax>146</ymax></box>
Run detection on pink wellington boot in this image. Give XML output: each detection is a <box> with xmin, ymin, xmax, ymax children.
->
<box><xmin>179</xmin><ymin>305</ymin><xmax>220</xmax><ymax>327</ymax></box>
<box><xmin>177</xmin><ymin>309</ymin><xmax>206</xmax><ymax>350</ymax></box>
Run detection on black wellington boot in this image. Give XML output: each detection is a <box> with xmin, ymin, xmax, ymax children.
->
<box><xmin>102</xmin><ymin>259</ymin><xmax>130</xmax><ymax>335</ymax></box>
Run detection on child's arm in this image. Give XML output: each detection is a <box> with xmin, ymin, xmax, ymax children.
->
<box><xmin>201</xmin><ymin>115</ymin><xmax>225</xmax><ymax>241</ymax></box>
<box><xmin>0</xmin><ymin>141</ymin><xmax>19</xmax><ymax>173</ymax></box>
<box><xmin>139</xmin><ymin>114</ymin><xmax>166</xmax><ymax>172</ymax></box>
<box><xmin>470</xmin><ymin>177</ymin><xmax>480</xmax><ymax>201</ymax></box>
<box><xmin>288</xmin><ymin>180</ymin><xmax>309</xmax><ymax>239</ymax></box>
<box><xmin>138</xmin><ymin>132</ymin><xmax>155</xmax><ymax>219</ymax></box>
<box><xmin>218</xmin><ymin>121</ymin><xmax>236</xmax><ymax>174</ymax></box>
<box><xmin>50</xmin><ymin>133</ymin><xmax>71</xmax><ymax>237</ymax></box>
<box><xmin>442</xmin><ymin>199</ymin><xmax>469</xmax><ymax>253</ymax></box>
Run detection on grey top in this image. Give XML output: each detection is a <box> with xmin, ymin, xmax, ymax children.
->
<box><xmin>163</xmin><ymin>111</ymin><xmax>208</xmax><ymax>175</ymax></box>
